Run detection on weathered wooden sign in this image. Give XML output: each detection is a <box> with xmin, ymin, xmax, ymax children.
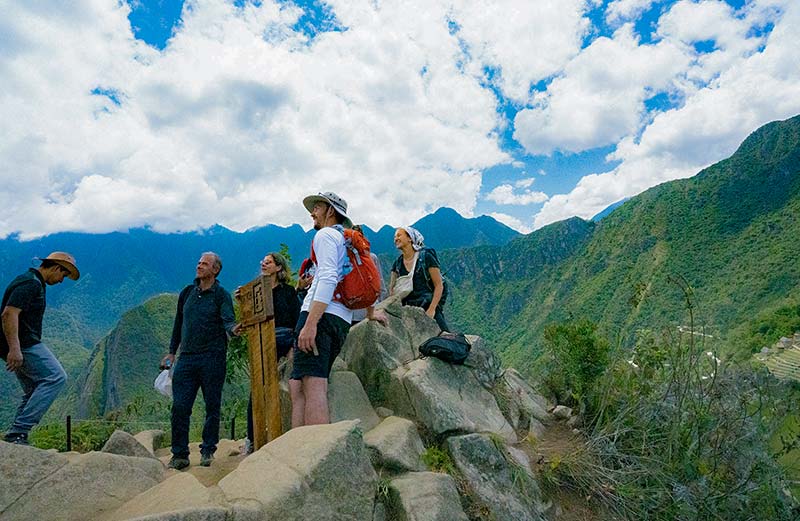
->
<box><xmin>237</xmin><ymin>275</ymin><xmax>281</xmax><ymax>449</ymax></box>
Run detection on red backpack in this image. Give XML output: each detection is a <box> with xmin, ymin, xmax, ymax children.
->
<box><xmin>311</xmin><ymin>227</ymin><xmax>382</xmax><ymax>309</ymax></box>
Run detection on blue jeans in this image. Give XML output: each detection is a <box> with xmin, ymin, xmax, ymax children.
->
<box><xmin>170</xmin><ymin>350</ymin><xmax>226</xmax><ymax>458</ymax></box>
<box><xmin>9</xmin><ymin>343</ymin><xmax>67</xmax><ymax>435</ymax></box>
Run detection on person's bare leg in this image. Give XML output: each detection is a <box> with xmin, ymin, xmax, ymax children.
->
<box><xmin>302</xmin><ymin>376</ymin><xmax>329</xmax><ymax>425</ymax></box>
<box><xmin>289</xmin><ymin>379</ymin><xmax>305</xmax><ymax>428</ymax></box>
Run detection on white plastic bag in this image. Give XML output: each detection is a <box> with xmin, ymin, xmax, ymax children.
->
<box><xmin>154</xmin><ymin>369</ymin><xmax>172</xmax><ymax>398</ymax></box>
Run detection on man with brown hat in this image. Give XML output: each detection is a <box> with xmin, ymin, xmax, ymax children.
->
<box><xmin>1</xmin><ymin>252</ymin><xmax>80</xmax><ymax>445</ymax></box>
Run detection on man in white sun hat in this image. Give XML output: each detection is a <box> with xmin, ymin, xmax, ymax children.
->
<box><xmin>289</xmin><ymin>191</ymin><xmax>386</xmax><ymax>427</ymax></box>
<box><xmin>1</xmin><ymin>252</ymin><xmax>80</xmax><ymax>445</ymax></box>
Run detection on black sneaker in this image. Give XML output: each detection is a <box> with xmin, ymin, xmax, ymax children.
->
<box><xmin>3</xmin><ymin>432</ymin><xmax>29</xmax><ymax>445</ymax></box>
<box><xmin>168</xmin><ymin>456</ymin><xmax>190</xmax><ymax>470</ymax></box>
<box><xmin>199</xmin><ymin>452</ymin><xmax>214</xmax><ymax>467</ymax></box>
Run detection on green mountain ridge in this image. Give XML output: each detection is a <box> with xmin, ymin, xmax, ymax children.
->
<box><xmin>3</xmin><ymin>115</ymin><xmax>798</xmax><ymax>429</ymax></box>
<box><xmin>74</xmin><ymin>294</ymin><xmax>177</xmax><ymax>418</ymax></box>
<box><xmin>446</xmin><ymin>114</ymin><xmax>800</xmax><ymax>371</ymax></box>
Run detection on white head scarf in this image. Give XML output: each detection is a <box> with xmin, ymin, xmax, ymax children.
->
<box><xmin>401</xmin><ymin>226</ymin><xmax>425</xmax><ymax>251</ymax></box>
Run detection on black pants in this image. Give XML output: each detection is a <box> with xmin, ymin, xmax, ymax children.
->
<box><xmin>171</xmin><ymin>350</ymin><xmax>226</xmax><ymax>458</ymax></box>
<box><xmin>404</xmin><ymin>294</ymin><xmax>450</xmax><ymax>332</ymax></box>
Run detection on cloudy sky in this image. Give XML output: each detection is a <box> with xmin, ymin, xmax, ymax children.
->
<box><xmin>1</xmin><ymin>0</ymin><xmax>798</xmax><ymax>238</ymax></box>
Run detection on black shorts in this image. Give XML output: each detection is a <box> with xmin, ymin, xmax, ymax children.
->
<box><xmin>290</xmin><ymin>311</ymin><xmax>351</xmax><ymax>380</ymax></box>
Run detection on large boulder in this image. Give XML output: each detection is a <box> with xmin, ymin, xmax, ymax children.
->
<box><xmin>0</xmin><ymin>442</ymin><xmax>70</xmax><ymax>513</ymax></box>
<box><xmin>402</xmin><ymin>358</ymin><xmax>517</xmax><ymax>442</ymax></box>
<box><xmin>328</xmin><ymin>371</ymin><xmax>381</xmax><ymax>431</ymax></box>
<box><xmin>133</xmin><ymin>429</ymin><xmax>166</xmax><ymax>455</ymax></box>
<box><xmin>219</xmin><ymin>420</ymin><xmax>377</xmax><ymax>520</ymax></box>
<box><xmin>447</xmin><ymin>433</ymin><xmax>545</xmax><ymax>521</ymax></box>
<box><xmin>2</xmin><ymin>450</ymin><xmax>163</xmax><ymax>521</ymax></box>
<box><xmin>464</xmin><ymin>335</ymin><xmax>503</xmax><ymax>389</ymax></box>
<box><xmin>99</xmin><ymin>472</ymin><xmax>216</xmax><ymax>520</ymax></box>
<box><xmin>343</xmin><ymin>302</ymin><xmax>438</xmax><ymax>407</ymax></box>
<box><xmin>364</xmin><ymin>416</ymin><xmax>426</xmax><ymax>472</ymax></box>
<box><xmin>493</xmin><ymin>368</ymin><xmax>551</xmax><ymax>438</ymax></box>
<box><xmin>387</xmin><ymin>471</ymin><xmax>468</xmax><ymax>521</ymax></box>
<box><xmin>102</xmin><ymin>430</ymin><xmax>158</xmax><ymax>460</ymax></box>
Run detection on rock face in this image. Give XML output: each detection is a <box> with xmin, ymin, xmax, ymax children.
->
<box><xmin>328</xmin><ymin>370</ymin><xmax>381</xmax><ymax>431</ymax></box>
<box><xmin>133</xmin><ymin>429</ymin><xmax>166</xmax><ymax>455</ymax></box>
<box><xmin>102</xmin><ymin>429</ymin><xmax>158</xmax><ymax>460</ymax></box>
<box><xmin>387</xmin><ymin>471</ymin><xmax>469</xmax><ymax>521</ymax></box>
<box><xmin>219</xmin><ymin>420</ymin><xmax>377</xmax><ymax>520</ymax></box>
<box><xmin>1</xmin><ymin>299</ymin><xmax>558</xmax><ymax>521</ymax></box>
<box><xmin>0</xmin><ymin>442</ymin><xmax>70</xmax><ymax>513</ymax></box>
<box><xmin>464</xmin><ymin>335</ymin><xmax>504</xmax><ymax>389</ymax></box>
<box><xmin>99</xmin><ymin>473</ymin><xmax>217</xmax><ymax>521</ymax></box>
<box><xmin>447</xmin><ymin>434</ymin><xmax>545</xmax><ymax>521</ymax></box>
<box><xmin>345</xmin><ymin>303</ymin><xmax>517</xmax><ymax>443</ymax></box>
<box><xmin>364</xmin><ymin>416</ymin><xmax>426</xmax><ymax>472</ymax></box>
<box><xmin>494</xmin><ymin>368</ymin><xmax>552</xmax><ymax>439</ymax></box>
<box><xmin>343</xmin><ymin>301</ymin><xmax>439</xmax><ymax>408</ymax></box>
<box><xmin>0</xmin><ymin>448</ymin><xmax>164</xmax><ymax>521</ymax></box>
<box><xmin>403</xmin><ymin>358</ymin><xmax>517</xmax><ymax>442</ymax></box>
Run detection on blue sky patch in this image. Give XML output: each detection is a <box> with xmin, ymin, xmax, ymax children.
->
<box><xmin>91</xmin><ymin>87</ymin><xmax>123</xmax><ymax>106</ymax></box>
<box><xmin>127</xmin><ymin>0</ymin><xmax>184</xmax><ymax>50</ymax></box>
<box><xmin>693</xmin><ymin>39</ymin><xmax>718</xmax><ymax>54</ymax></box>
<box><xmin>278</xmin><ymin>0</ymin><xmax>346</xmax><ymax>40</ymax></box>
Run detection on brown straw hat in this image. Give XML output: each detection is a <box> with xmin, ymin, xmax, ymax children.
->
<box><xmin>42</xmin><ymin>252</ymin><xmax>80</xmax><ymax>280</ymax></box>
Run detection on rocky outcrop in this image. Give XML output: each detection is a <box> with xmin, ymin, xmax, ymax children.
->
<box><xmin>133</xmin><ymin>429</ymin><xmax>166</xmax><ymax>455</ymax></box>
<box><xmin>448</xmin><ymin>433</ymin><xmax>545</xmax><ymax>521</ymax></box>
<box><xmin>219</xmin><ymin>420</ymin><xmax>377</xmax><ymax>520</ymax></box>
<box><xmin>0</xmin><ymin>447</ymin><xmax>164</xmax><ymax>521</ymax></box>
<box><xmin>343</xmin><ymin>300</ymin><xmax>439</xmax><ymax>409</ymax></box>
<box><xmin>364</xmin><ymin>416</ymin><xmax>426</xmax><ymax>472</ymax></box>
<box><xmin>328</xmin><ymin>370</ymin><xmax>381</xmax><ymax>431</ymax></box>
<box><xmin>102</xmin><ymin>429</ymin><xmax>158</xmax><ymax>460</ymax></box>
<box><xmin>346</xmin><ymin>303</ymin><xmax>517</xmax><ymax>442</ymax></box>
<box><xmin>493</xmin><ymin>368</ymin><xmax>552</xmax><ymax>439</ymax></box>
<box><xmin>98</xmin><ymin>473</ymin><xmax>233</xmax><ymax>521</ymax></box>
<box><xmin>387</xmin><ymin>471</ymin><xmax>469</xmax><ymax>521</ymax></box>
<box><xmin>3</xmin><ymin>297</ymin><xmax>557</xmax><ymax>521</ymax></box>
<box><xmin>403</xmin><ymin>358</ymin><xmax>517</xmax><ymax>442</ymax></box>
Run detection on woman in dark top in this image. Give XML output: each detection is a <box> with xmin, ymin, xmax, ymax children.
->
<box><xmin>238</xmin><ymin>252</ymin><xmax>300</xmax><ymax>454</ymax></box>
<box><xmin>389</xmin><ymin>226</ymin><xmax>449</xmax><ymax>332</ymax></box>
<box><xmin>261</xmin><ymin>253</ymin><xmax>301</xmax><ymax>357</ymax></box>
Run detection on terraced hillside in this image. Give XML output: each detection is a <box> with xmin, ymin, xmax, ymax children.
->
<box><xmin>758</xmin><ymin>334</ymin><xmax>800</xmax><ymax>382</ymax></box>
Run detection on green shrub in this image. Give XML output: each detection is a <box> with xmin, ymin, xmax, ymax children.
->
<box><xmin>550</xmin><ymin>305</ymin><xmax>799</xmax><ymax>519</ymax></box>
<box><xmin>30</xmin><ymin>421</ymin><xmax>119</xmax><ymax>452</ymax></box>
<box><xmin>541</xmin><ymin>318</ymin><xmax>610</xmax><ymax>408</ymax></box>
<box><xmin>421</xmin><ymin>446</ymin><xmax>456</xmax><ymax>475</ymax></box>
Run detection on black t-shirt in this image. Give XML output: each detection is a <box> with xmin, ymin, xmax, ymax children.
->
<box><xmin>1</xmin><ymin>269</ymin><xmax>47</xmax><ymax>355</ymax></box>
<box><xmin>273</xmin><ymin>282</ymin><xmax>301</xmax><ymax>330</ymax></box>
<box><xmin>391</xmin><ymin>249</ymin><xmax>440</xmax><ymax>306</ymax></box>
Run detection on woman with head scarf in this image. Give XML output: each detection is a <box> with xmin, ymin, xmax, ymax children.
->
<box><xmin>389</xmin><ymin>226</ymin><xmax>449</xmax><ymax>331</ymax></box>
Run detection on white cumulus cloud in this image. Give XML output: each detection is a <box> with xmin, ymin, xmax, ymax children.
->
<box><xmin>488</xmin><ymin>212</ymin><xmax>532</xmax><ymax>234</ymax></box>
<box><xmin>486</xmin><ymin>184</ymin><xmax>549</xmax><ymax>205</ymax></box>
<box><xmin>533</xmin><ymin>0</ymin><xmax>800</xmax><ymax>229</ymax></box>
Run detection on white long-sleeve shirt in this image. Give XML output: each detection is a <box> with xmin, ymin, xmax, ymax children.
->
<box><xmin>302</xmin><ymin>226</ymin><xmax>353</xmax><ymax>323</ymax></box>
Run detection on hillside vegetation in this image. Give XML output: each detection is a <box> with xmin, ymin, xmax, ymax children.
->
<box><xmin>445</xmin><ymin>114</ymin><xmax>800</xmax><ymax>371</ymax></box>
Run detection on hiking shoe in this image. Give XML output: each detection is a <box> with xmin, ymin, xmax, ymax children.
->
<box><xmin>200</xmin><ymin>452</ymin><xmax>214</xmax><ymax>467</ymax></box>
<box><xmin>168</xmin><ymin>456</ymin><xmax>190</xmax><ymax>470</ymax></box>
<box><xmin>3</xmin><ymin>432</ymin><xmax>29</xmax><ymax>445</ymax></box>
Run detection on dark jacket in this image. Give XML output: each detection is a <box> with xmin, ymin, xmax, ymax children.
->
<box><xmin>170</xmin><ymin>279</ymin><xmax>236</xmax><ymax>355</ymax></box>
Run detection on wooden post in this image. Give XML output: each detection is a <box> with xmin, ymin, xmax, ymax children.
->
<box><xmin>237</xmin><ymin>275</ymin><xmax>280</xmax><ymax>450</ymax></box>
<box><xmin>66</xmin><ymin>415</ymin><xmax>72</xmax><ymax>452</ymax></box>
